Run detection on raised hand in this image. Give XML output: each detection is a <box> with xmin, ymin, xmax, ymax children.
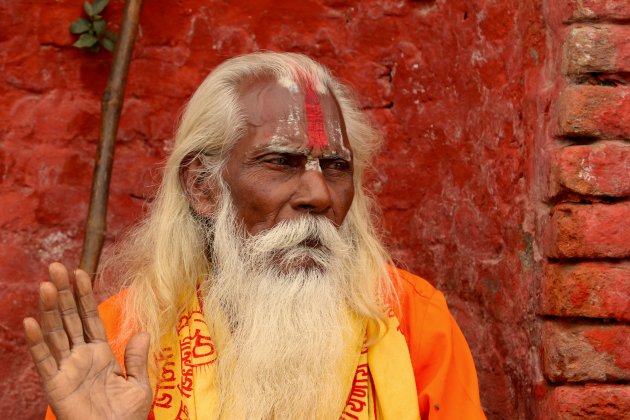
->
<box><xmin>23</xmin><ymin>263</ymin><xmax>152</xmax><ymax>420</ymax></box>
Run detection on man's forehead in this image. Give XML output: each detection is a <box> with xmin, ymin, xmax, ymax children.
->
<box><xmin>237</xmin><ymin>77</ymin><xmax>351</xmax><ymax>161</ymax></box>
<box><xmin>239</xmin><ymin>78</ymin><xmax>338</xmax><ymax>127</ymax></box>
<box><xmin>240</xmin><ymin>80</ymin><xmax>294</xmax><ymax>126</ymax></box>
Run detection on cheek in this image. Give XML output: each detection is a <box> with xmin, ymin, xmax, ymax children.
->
<box><xmin>334</xmin><ymin>181</ymin><xmax>355</xmax><ymax>221</ymax></box>
<box><xmin>228</xmin><ymin>176</ymin><xmax>294</xmax><ymax>230</ymax></box>
<box><xmin>230</xmin><ymin>178</ymin><xmax>271</xmax><ymax>213</ymax></box>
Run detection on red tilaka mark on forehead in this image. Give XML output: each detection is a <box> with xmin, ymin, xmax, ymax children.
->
<box><xmin>304</xmin><ymin>84</ymin><xmax>328</xmax><ymax>149</ymax></box>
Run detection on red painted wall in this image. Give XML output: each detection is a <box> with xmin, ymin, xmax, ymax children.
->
<box><xmin>7</xmin><ymin>0</ymin><xmax>626</xmax><ymax>419</ymax></box>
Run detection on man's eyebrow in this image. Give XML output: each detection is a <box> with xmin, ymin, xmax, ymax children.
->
<box><xmin>254</xmin><ymin>144</ymin><xmax>353</xmax><ymax>161</ymax></box>
<box><xmin>255</xmin><ymin>143</ymin><xmax>309</xmax><ymax>155</ymax></box>
<box><xmin>320</xmin><ymin>152</ymin><xmax>351</xmax><ymax>161</ymax></box>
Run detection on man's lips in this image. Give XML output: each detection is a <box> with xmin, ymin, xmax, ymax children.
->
<box><xmin>300</xmin><ymin>237</ymin><xmax>322</xmax><ymax>248</ymax></box>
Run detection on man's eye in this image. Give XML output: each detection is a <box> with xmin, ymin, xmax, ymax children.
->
<box><xmin>321</xmin><ymin>159</ymin><xmax>351</xmax><ymax>171</ymax></box>
<box><xmin>263</xmin><ymin>154</ymin><xmax>302</xmax><ymax>167</ymax></box>
<box><xmin>270</xmin><ymin>157</ymin><xmax>289</xmax><ymax>165</ymax></box>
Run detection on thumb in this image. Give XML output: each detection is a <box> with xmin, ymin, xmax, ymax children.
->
<box><xmin>124</xmin><ymin>331</ymin><xmax>150</xmax><ymax>384</ymax></box>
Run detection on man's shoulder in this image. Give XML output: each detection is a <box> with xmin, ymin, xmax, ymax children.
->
<box><xmin>388</xmin><ymin>266</ymin><xmax>455</xmax><ymax>347</ymax></box>
<box><xmin>389</xmin><ymin>267</ymin><xmax>485</xmax><ymax>418</ymax></box>
<box><xmin>98</xmin><ymin>289</ymin><xmax>127</xmax><ymax>319</ymax></box>
<box><xmin>389</xmin><ymin>265</ymin><xmax>452</xmax><ymax>319</ymax></box>
<box><xmin>390</xmin><ymin>266</ymin><xmax>440</xmax><ymax>302</ymax></box>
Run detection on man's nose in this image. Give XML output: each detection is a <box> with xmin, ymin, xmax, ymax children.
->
<box><xmin>291</xmin><ymin>168</ymin><xmax>332</xmax><ymax>214</ymax></box>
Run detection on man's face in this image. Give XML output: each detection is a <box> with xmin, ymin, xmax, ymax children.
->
<box><xmin>222</xmin><ymin>78</ymin><xmax>355</xmax><ymax>236</ymax></box>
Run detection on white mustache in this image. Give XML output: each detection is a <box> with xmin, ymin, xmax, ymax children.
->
<box><xmin>245</xmin><ymin>216</ymin><xmax>353</xmax><ymax>257</ymax></box>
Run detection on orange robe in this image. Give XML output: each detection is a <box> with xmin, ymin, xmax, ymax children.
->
<box><xmin>46</xmin><ymin>268</ymin><xmax>485</xmax><ymax>419</ymax></box>
<box><xmin>394</xmin><ymin>268</ymin><xmax>485</xmax><ymax>418</ymax></box>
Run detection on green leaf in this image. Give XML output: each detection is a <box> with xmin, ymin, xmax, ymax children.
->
<box><xmin>101</xmin><ymin>37</ymin><xmax>115</xmax><ymax>52</ymax></box>
<box><xmin>83</xmin><ymin>1</ymin><xmax>94</xmax><ymax>17</ymax></box>
<box><xmin>73</xmin><ymin>33</ymin><xmax>98</xmax><ymax>48</ymax></box>
<box><xmin>89</xmin><ymin>43</ymin><xmax>101</xmax><ymax>53</ymax></box>
<box><xmin>92</xmin><ymin>0</ymin><xmax>109</xmax><ymax>15</ymax></box>
<box><xmin>105</xmin><ymin>30</ymin><xmax>118</xmax><ymax>41</ymax></box>
<box><xmin>93</xmin><ymin>18</ymin><xmax>106</xmax><ymax>36</ymax></box>
<box><xmin>69</xmin><ymin>17</ymin><xmax>91</xmax><ymax>34</ymax></box>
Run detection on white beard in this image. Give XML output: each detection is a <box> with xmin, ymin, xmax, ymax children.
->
<box><xmin>201</xmin><ymin>191</ymin><xmax>360</xmax><ymax>419</ymax></box>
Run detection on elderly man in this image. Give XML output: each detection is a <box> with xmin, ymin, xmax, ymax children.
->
<box><xmin>24</xmin><ymin>52</ymin><xmax>485</xmax><ymax>419</ymax></box>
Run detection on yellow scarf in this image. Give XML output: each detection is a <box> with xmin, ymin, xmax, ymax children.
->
<box><xmin>148</xmin><ymin>296</ymin><xmax>419</xmax><ymax>420</ymax></box>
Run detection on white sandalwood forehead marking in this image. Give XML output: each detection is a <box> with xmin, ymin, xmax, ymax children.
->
<box><xmin>275</xmin><ymin>76</ymin><xmax>350</xmax><ymax>162</ymax></box>
<box><xmin>325</xmin><ymin>119</ymin><xmax>351</xmax><ymax>161</ymax></box>
<box><xmin>264</xmin><ymin>77</ymin><xmax>351</xmax><ymax>169</ymax></box>
<box><xmin>269</xmin><ymin>103</ymin><xmax>303</xmax><ymax>147</ymax></box>
<box><xmin>304</xmin><ymin>156</ymin><xmax>322</xmax><ymax>172</ymax></box>
<box><xmin>285</xmin><ymin>104</ymin><xmax>303</xmax><ymax>138</ymax></box>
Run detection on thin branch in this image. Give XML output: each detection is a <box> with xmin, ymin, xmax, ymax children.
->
<box><xmin>80</xmin><ymin>0</ymin><xmax>144</xmax><ymax>280</ymax></box>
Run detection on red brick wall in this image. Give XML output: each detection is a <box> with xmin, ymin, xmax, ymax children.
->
<box><xmin>1</xmin><ymin>1</ymin><xmax>627</xmax><ymax>419</ymax></box>
<box><xmin>538</xmin><ymin>1</ymin><xmax>630</xmax><ymax>418</ymax></box>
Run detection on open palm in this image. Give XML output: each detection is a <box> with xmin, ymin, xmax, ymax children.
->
<box><xmin>24</xmin><ymin>263</ymin><xmax>152</xmax><ymax>420</ymax></box>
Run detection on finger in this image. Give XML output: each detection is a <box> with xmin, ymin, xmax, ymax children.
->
<box><xmin>39</xmin><ymin>282</ymin><xmax>71</xmax><ymax>363</ymax></box>
<box><xmin>48</xmin><ymin>263</ymin><xmax>85</xmax><ymax>346</ymax></box>
<box><xmin>74</xmin><ymin>269</ymin><xmax>107</xmax><ymax>342</ymax></box>
<box><xmin>24</xmin><ymin>317</ymin><xmax>58</xmax><ymax>381</ymax></box>
<box><xmin>124</xmin><ymin>332</ymin><xmax>150</xmax><ymax>384</ymax></box>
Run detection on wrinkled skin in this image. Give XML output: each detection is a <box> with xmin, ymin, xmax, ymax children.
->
<box><xmin>227</xmin><ymin>79</ymin><xmax>354</xmax><ymax>235</ymax></box>
<box><xmin>190</xmin><ymin>78</ymin><xmax>355</xmax><ymax>235</ymax></box>
<box><xmin>23</xmin><ymin>263</ymin><xmax>152</xmax><ymax>420</ymax></box>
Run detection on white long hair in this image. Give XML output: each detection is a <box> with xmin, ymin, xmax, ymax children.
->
<box><xmin>103</xmin><ymin>52</ymin><xmax>396</xmax><ymax>357</ymax></box>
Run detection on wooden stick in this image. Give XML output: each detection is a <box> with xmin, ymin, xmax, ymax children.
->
<box><xmin>80</xmin><ymin>0</ymin><xmax>144</xmax><ymax>280</ymax></box>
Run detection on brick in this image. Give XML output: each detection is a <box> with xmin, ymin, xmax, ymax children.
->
<box><xmin>549</xmin><ymin>141</ymin><xmax>630</xmax><ymax>197</ymax></box>
<box><xmin>540</xmin><ymin>262</ymin><xmax>630</xmax><ymax>321</ymax></box>
<box><xmin>540</xmin><ymin>385</ymin><xmax>630</xmax><ymax>419</ymax></box>
<box><xmin>564</xmin><ymin>25</ymin><xmax>630</xmax><ymax>77</ymax></box>
<box><xmin>542</xmin><ymin>321</ymin><xmax>630</xmax><ymax>383</ymax></box>
<box><xmin>545</xmin><ymin>202</ymin><xmax>630</xmax><ymax>258</ymax></box>
<box><xmin>559</xmin><ymin>0</ymin><xmax>630</xmax><ymax>22</ymax></box>
<box><xmin>557</xmin><ymin>85</ymin><xmax>630</xmax><ymax>140</ymax></box>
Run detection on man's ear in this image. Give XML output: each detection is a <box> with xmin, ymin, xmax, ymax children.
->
<box><xmin>179</xmin><ymin>154</ymin><xmax>220</xmax><ymax>218</ymax></box>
